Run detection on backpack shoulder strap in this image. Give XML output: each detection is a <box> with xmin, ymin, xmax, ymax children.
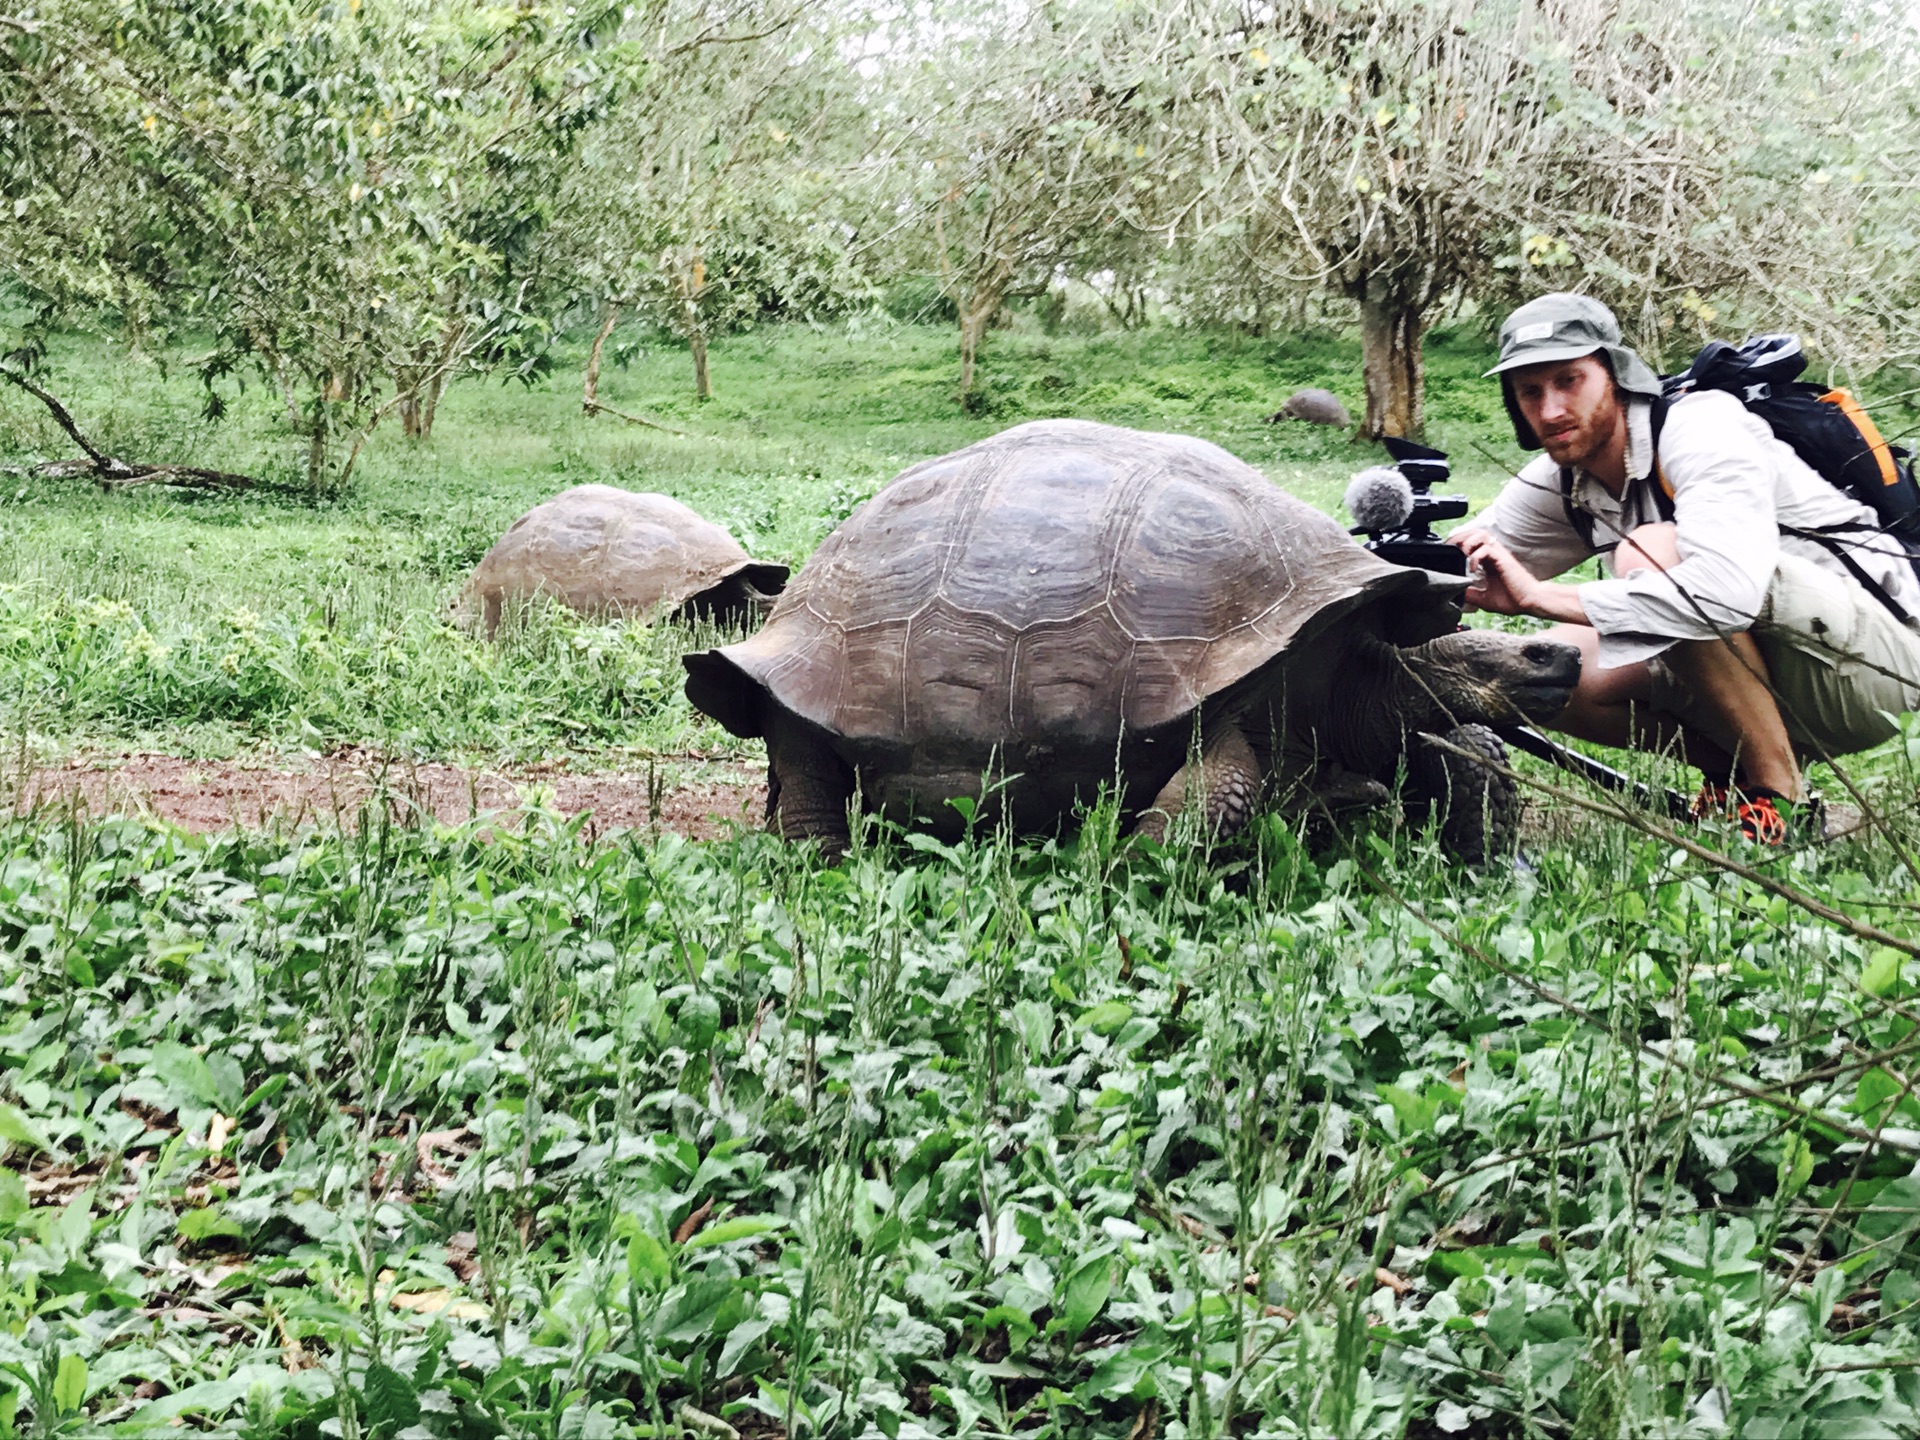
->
<box><xmin>1558</xmin><ymin>465</ymin><xmax>1601</xmax><ymax>551</ymax></box>
<box><xmin>1648</xmin><ymin>394</ymin><xmax>1676</xmax><ymax>521</ymax></box>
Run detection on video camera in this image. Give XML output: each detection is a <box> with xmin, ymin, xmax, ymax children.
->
<box><xmin>1341</xmin><ymin>438</ymin><xmax>1693</xmax><ymax>819</ymax></box>
<box><xmin>1346</xmin><ymin>437</ymin><xmax>1469</xmax><ymax>576</ymax></box>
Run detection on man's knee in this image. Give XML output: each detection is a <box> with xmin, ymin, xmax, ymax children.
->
<box><xmin>1610</xmin><ymin>522</ymin><xmax>1680</xmax><ymax>578</ymax></box>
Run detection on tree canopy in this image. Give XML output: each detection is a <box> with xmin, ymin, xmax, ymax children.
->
<box><xmin>4</xmin><ymin>0</ymin><xmax>1919</xmax><ymax>474</ymax></box>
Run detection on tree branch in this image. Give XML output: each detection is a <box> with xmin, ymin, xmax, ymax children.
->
<box><xmin>582</xmin><ymin>398</ymin><xmax>690</xmax><ymax>436</ymax></box>
<box><xmin>0</xmin><ymin>363</ymin><xmax>109</xmax><ymax>467</ymax></box>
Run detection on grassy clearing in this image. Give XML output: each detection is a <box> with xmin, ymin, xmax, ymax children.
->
<box><xmin>4</xmin><ymin>317</ymin><xmax>1920</xmax><ymax>1435</ymax></box>
<box><xmin>0</xmin><ymin>318</ymin><xmax>1520</xmax><ymax>763</ymax></box>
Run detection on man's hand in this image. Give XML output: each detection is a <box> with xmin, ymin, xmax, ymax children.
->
<box><xmin>1452</xmin><ymin>531</ymin><xmax>1536</xmax><ymax>614</ymax></box>
<box><xmin>1448</xmin><ymin>530</ymin><xmax>1589</xmax><ymax>625</ymax></box>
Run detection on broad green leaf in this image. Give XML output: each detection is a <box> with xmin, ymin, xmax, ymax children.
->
<box><xmin>206</xmin><ymin>1052</ymin><xmax>246</xmax><ymax>1113</ymax></box>
<box><xmin>0</xmin><ymin>1107</ymin><xmax>47</xmax><ymax>1154</ymax></box>
<box><xmin>0</xmin><ymin>1173</ymin><xmax>26</xmax><ymax>1227</ymax></box>
<box><xmin>150</xmin><ymin>1042</ymin><xmax>220</xmax><ymax>1109</ymax></box>
<box><xmin>654</xmin><ymin>1280</ymin><xmax>734</xmax><ymax>1343</ymax></box>
<box><xmin>1523</xmin><ymin>1337</ymin><xmax>1582</xmax><ymax>1400</ymax></box>
<box><xmin>1810</xmin><ymin>1262</ymin><xmax>1848</xmax><ymax>1330</ymax></box>
<box><xmin>1081</xmin><ymin>1340</ymin><xmax>1171</xmax><ymax>1400</ymax></box>
<box><xmin>1863</xmin><ymin>947</ymin><xmax>1904</xmax><ymax>996</ymax></box>
<box><xmin>1427</xmin><ymin>1250</ymin><xmax>1485</xmax><ymax>1280</ymax></box>
<box><xmin>51</xmin><ymin>1353</ymin><xmax>85</xmax><ymax>1414</ymax></box>
<box><xmin>237</xmin><ymin>1072</ymin><xmax>291</xmax><ymax>1116</ymax></box>
<box><xmin>978</xmin><ymin>1304</ymin><xmax>1036</xmax><ymax>1353</ymax></box>
<box><xmin>1485</xmin><ymin>1278</ymin><xmax>1526</xmax><ymax>1353</ymax></box>
<box><xmin>681</xmin><ymin>1215</ymin><xmax>781</xmax><ymax>1249</ymax></box>
<box><xmin>55</xmin><ymin>1191</ymin><xmax>92</xmax><ymax>1259</ymax></box>
<box><xmin>1056</xmin><ymin>1253</ymin><xmax>1113</xmax><ymax>1341</ymax></box>
<box><xmin>715</xmin><ymin>1316</ymin><xmax>771</xmax><ymax>1378</ymax></box>
<box><xmin>361</xmin><ymin>1362</ymin><xmax>420</xmax><ymax>1433</ymax></box>
<box><xmin>1852</xmin><ymin>1175</ymin><xmax>1920</xmax><ymax>1266</ymax></box>
<box><xmin>676</xmin><ymin>993</ymin><xmax>721</xmax><ymax>1051</ymax></box>
<box><xmin>1854</xmin><ymin>1067</ymin><xmax>1905</xmax><ymax>1125</ymax></box>
<box><xmin>177</xmin><ymin>1205</ymin><xmax>245</xmax><ymax>1243</ymax></box>
<box><xmin>627</xmin><ymin>1231</ymin><xmax>670</xmax><ymax>1288</ymax></box>
<box><xmin>1777</xmin><ymin>1133</ymin><xmax>1816</xmax><ymax>1196</ymax></box>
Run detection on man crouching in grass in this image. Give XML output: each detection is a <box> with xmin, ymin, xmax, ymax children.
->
<box><xmin>1448</xmin><ymin>292</ymin><xmax>1920</xmax><ymax>844</ymax></box>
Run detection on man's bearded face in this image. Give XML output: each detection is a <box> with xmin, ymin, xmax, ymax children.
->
<box><xmin>1509</xmin><ymin>354</ymin><xmax>1623</xmax><ymax>471</ymax></box>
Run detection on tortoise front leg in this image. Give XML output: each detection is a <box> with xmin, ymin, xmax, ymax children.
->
<box><xmin>765</xmin><ymin>721</ymin><xmax>855</xmax><ymax>859</ymax></box>
<box><xmin>1131</xmin><ymin>722</ymin><xmax>1262</xmax><ymax>844</ymax></box>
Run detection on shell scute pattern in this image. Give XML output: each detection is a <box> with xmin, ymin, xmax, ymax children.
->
<box><xmin>687</xmin><ymin>420</ymin><xmax>1447</xmax><ymax>754</ymax></box>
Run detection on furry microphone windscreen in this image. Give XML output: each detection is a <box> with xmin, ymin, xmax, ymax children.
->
<box><xmin>1343</xmin><ymin>467</ymin><xmax>1413</xmax><ymax>532</ymax></box>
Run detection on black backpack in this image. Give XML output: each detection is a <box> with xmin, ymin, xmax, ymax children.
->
<box><xmin>1559</xmin><ymin>334</ymin><xmax>1920</xmax><ymax>618</ymax></box>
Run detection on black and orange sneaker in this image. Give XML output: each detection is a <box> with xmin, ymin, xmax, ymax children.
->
<box><xmin>1733</xmin><ymin>787</ymin><xmax>1824</xmax><ymax>846</ymax></box>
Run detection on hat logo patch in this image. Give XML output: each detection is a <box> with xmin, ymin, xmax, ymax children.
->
<box><xmin>1514</xmin><ymin>321</ymin><xmax>1555</xmax><ymax>342</ymax></box>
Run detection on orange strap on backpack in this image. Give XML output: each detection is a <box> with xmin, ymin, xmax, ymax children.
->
<box><xmin>1817</xmin><ymin>388</ymin><xmax>1900</xmax><ymax>489</ymax></box>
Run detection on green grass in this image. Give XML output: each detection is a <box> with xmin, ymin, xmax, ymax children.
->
<box><xmin>4</xmin><ymin>315</ymin><xmax>1920</xmax><ymax>1436</ymax></box>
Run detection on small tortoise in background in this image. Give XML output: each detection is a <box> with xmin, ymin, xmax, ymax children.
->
<box><xmin>684</xmin><ymin>420</ymin><xmax>1579</xmax><ymax>861</ymax></box>
<box><xmin>1269</xmin><ymin>387</ymin><xmax>1353</xmax><ymax>427</ymax></box>
<box><xmin>456</xmin><ymin>485</ymin><xmax>788</xmax><ymax>636</ymax></box>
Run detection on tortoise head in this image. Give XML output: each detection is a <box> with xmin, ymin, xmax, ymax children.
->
<box><xmin>1398</xmin><ymin>628</ymin><xmax>1581</xmax><ymax>728</ymax></box>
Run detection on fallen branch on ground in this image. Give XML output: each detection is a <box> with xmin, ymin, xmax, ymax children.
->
<box><xmin>581</xmin><ymin>397</ymin><xmax>692</xmax><ymax>436</ymax></box>
<box><xmin>0</xmin><ymin>364</ymin><xmax>258</xmax><ymax>490</ymax></box>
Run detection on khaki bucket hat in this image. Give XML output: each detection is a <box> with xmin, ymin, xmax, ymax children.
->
<box><xmin>1490</xmin><ymin>293</ymin><xmax>1661</xmax><ymax>449</ymax></box>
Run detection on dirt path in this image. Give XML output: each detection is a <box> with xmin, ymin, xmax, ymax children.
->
<box><xmin>9</xmin><ymin>749</ymin><xmax>768</xmax><ymax>841</ymax></box>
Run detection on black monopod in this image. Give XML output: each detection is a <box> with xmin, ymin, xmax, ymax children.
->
<box><xmin>1344</xmin><ymin>438</ymin><xmax>1691</xmax><ymax>821</ymax></box>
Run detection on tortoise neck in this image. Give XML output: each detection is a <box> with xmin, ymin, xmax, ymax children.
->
<box><xmin>1328</xmin><ymin>634</ymin><xmax>1425</xmax><ymax>771</ymax></box>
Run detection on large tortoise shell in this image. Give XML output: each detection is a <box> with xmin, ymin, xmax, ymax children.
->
<box><xmin>686</xmin><ymin>420</ymin><xmax>1460</xmax><ymax>751</ymax></box>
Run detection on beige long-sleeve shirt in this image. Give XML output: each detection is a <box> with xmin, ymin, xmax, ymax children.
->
<box><xmin>1452</xmin><ymin>390</ymin><xmax>1920</xmax><ymax>668</ymax></box>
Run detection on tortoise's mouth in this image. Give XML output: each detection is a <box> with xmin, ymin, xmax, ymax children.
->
<box><xmin>1509</xmin><ymin>642</ymin><xmax>1582</xmax><ymax>721</ymax></box>
<box><xmin>1511</xmin><ymin>679</ymin><xmax>1577</xmax><ymax>722</ymax></box>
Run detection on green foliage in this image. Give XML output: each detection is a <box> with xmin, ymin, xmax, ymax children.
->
<box><xmin>0</xmin><ymin>787</ymin><xmax>1911</xmax><ymax>1434</ymax></box>
<box><xmin>0</xmin><ymin>583</ymin><xmax>714</xmax><ymax>761</ymax></box>
<box><xmin>1</xmin><ymin>0</ymin><xmax>641</xmax><ymax>485</ymax></box>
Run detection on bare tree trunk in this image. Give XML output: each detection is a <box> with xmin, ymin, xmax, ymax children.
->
<box><xmin>958</xmin><ymin>302</ymin><xmax>995</xmax><ymax>410</ymax></box>
<box><xmin>417</xmin><ymin>320</ymin><xmax>465</xmax><ymax>439</ymax></box>
<box><xmin>584</xmin><ymin>301</ymin><xmax>621</xmax><ymax>410</ymax></box>
<box><xmin>307</xmin><ymin>428</ymin><xmax>328</xmax><ymax>492</ymax></box>
<box><xmin>1359</xmin><ymin>286</ymin><xmax>1426</xmax><ymax>440</ymax></box>
<box><xmin>270</xmin><ymin>352</ymin><xmax>301</xmax><ymax>432</ymax></box>
<box><xmin>420</xmin><ymin>369</ymin><xmax>446</xmax><ymax>438</ymax></box>
<box><xmin>579</xmin><ymin>300</ymin><xmax>688</xmax><ymax>435</ymax></box>
<box><xmin>689</xmin><ymin>327</ymin><xmax>712</xmax><ymax>401</ymax></box>
<box><xmin>392</xmin><ymin>322</ymin><xmax>463</xmax><ymax>441</ymax></box>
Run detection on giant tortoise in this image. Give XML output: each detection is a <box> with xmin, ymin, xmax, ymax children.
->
<box><xmin>456</xmin><ymin>485</ymin><xmax>787</xmax><ymax>636</ymax></box>
<box><xmin>1269</xmin><ymin>387</ymin><xmax>1353</xmax><ymax>427</ymax></box>
<box><xmin>683</xmin><ymin>420</ymin><xmax>1579</xmax><ymax>860</ymax></box>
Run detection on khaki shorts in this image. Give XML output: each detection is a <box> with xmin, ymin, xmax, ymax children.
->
<box><xmin>1647</xmin><ymin>553</ymin><xmax>1920</xmax><ymax>757</ymax></box>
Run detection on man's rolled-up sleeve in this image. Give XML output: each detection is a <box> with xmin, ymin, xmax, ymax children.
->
<box><xmin>1578</xmin><ymin>391</ymin><xmax>1778</xmax><ymax>669</ymax></box>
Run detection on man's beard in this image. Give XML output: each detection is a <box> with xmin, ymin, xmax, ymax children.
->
<box><xmin>1540</xmin><ymin>418</ymin><xmax>1610</xmax><ymax>471</ymax></box>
